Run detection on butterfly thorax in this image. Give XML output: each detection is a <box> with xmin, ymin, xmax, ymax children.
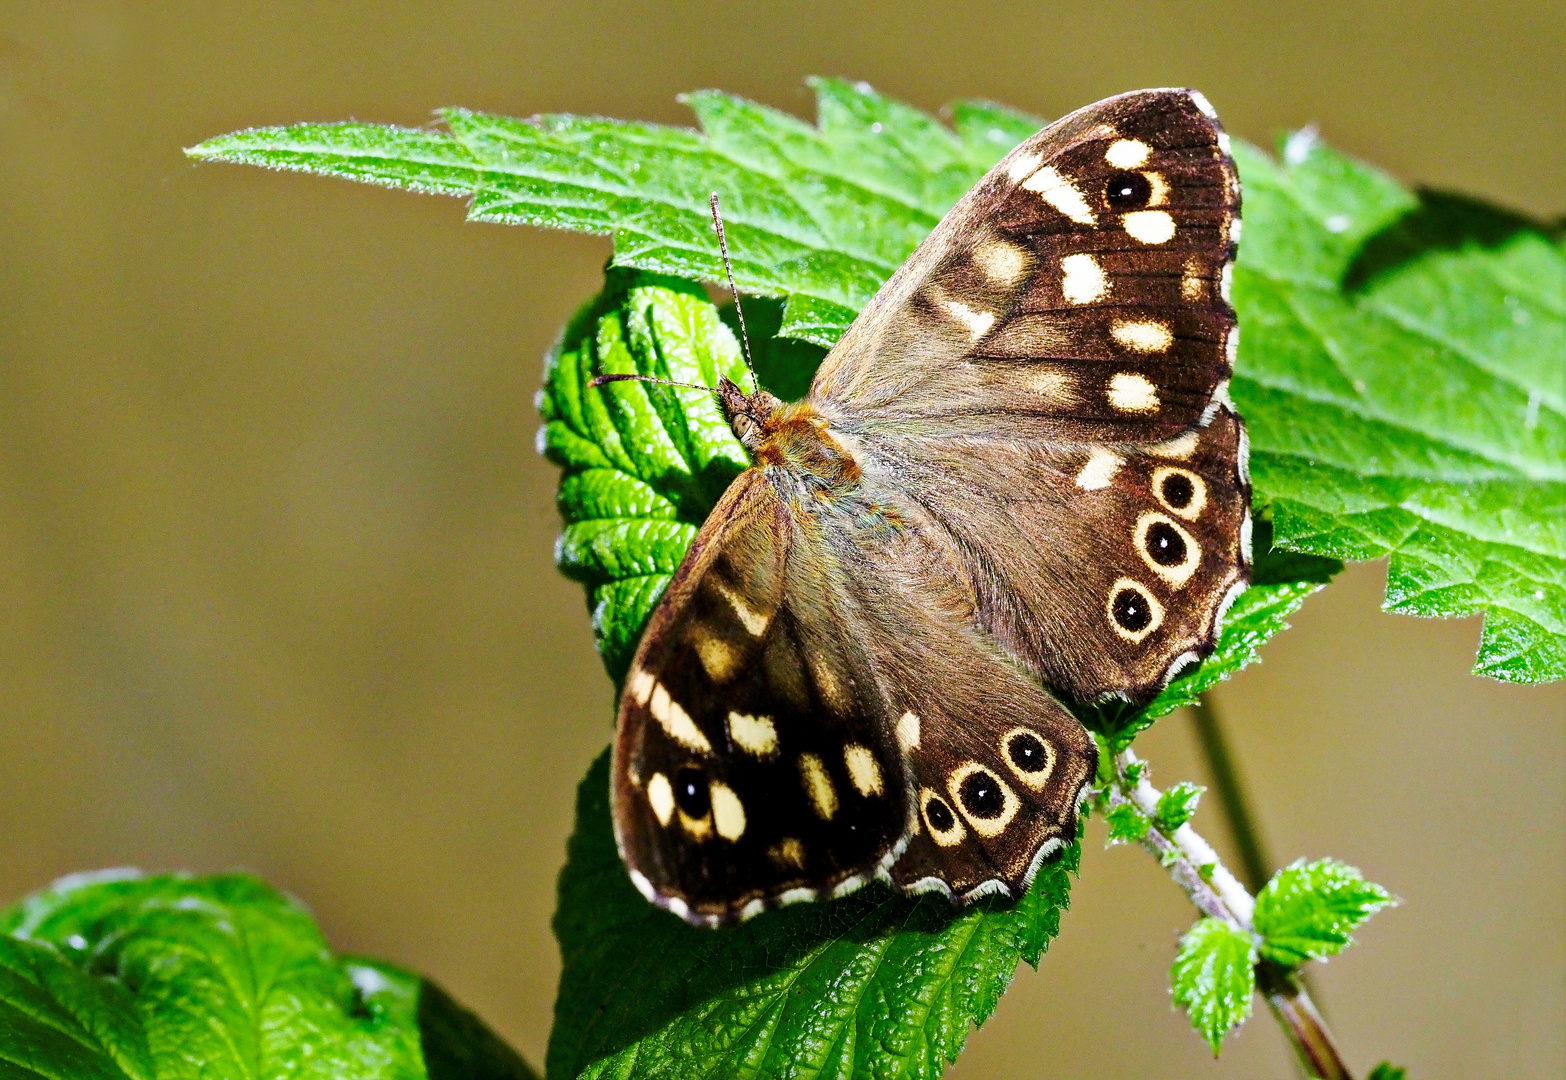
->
<box><xmin>718</xmin><ymin>375</ymin><xmax>862</xmax><ymax>493</ymax></box>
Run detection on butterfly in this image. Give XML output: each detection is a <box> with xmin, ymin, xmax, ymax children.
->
<box><xmin>604</xmin><ymin>88</ymin><xmax>1250</xmax><ymax>926</ymax></box>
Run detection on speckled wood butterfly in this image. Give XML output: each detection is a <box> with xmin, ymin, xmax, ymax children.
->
<box><xmin>607</xmin><ymin>89</ymin><xmax>1250</xmax><ymax>926</ymax></box>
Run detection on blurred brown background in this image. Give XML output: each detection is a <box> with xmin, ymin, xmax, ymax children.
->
<box><xmin>1</xmin><ymin>2</ymin><xmax>1561</xmax><ymax>1077</ymax></box>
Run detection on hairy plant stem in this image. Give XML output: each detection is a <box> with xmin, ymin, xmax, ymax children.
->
<box><xmin>1111</xmin><ymin>749</ymin><xmax>1353</xmax><ymax>1080</ymax></box>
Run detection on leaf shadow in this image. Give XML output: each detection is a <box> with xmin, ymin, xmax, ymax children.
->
<box><xmin>1342</xmin><ymin>189</ymin><xmax>1559</xmax><ymax>291</ymax></box>
<box><xmin>419</xmin><ymin>979</ymin><xmax>542</xmax><ymax>1080</ymax></box>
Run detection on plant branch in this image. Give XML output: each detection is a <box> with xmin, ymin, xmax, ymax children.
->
<box><xmin>1110</xmin><ymin>749</ymin><xmax>1353</xmax><ymax>1080</ymax></box>
<box><xmin>1189</xmin><ymin>693</ymin><xmax>1273</xmax><ymax>894</ymax></box>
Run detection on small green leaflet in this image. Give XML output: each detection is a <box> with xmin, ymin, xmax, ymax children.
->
<box><xmin>1367</xmin><ymin>1063</ymin><xmax>1408</xmax><ymax>1080</ymax></box>
<box><xmin>0</xmin><ymin>871</ymin><xmax>537</xmax><ymax>1080</ymax></box>
<box><xmin>1252</xmin><ymin>858</ymin><xmax>1397</xmax><ymax>967</ymax></box>
<box><xmin>1104</xmin><ymin>802</ymin><xmax>1151</xmax><ymax>845</ymax></box>
<box><xmin>548</xmin><ymin>752</ymin><xmax>1076</xmax><ymax>1080</ymax></box>
<box><xmin>188</xmin><ymin>79</ymin><xmax>1565</xmax><ymax>684</ymax></box>
<box><xmin>1169</xmin><ymin>918</ymin><xmax>1258</xmax><ymax>1054</ymax></box>
<box><xmin>1154</xmin><ymin>782</ymin><xmax>1205</xmax><ymax>834</ymax></box>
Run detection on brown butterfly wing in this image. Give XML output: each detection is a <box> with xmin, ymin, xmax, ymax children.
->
<box><xmin>810</xmin><ymin>88</ymin><xmax>1249</xmax><ymax>703</ymax></box>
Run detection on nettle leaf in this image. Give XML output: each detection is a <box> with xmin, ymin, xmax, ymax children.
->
<box><xmin>1366</xmin><ymin>1063</ymin><xmax>1408</xmax><ymax>1080</ymax></box>
<box><xmin>191</xmin><ymin>80</ymin><xmax>1563</xmax><ymax>682</ymax></box>
<box><xmin>1252</xmin><ymin>858</ymin><xmax>1397</xmax><ymax>967</ymax></box>
<box><xmin>0</xmin><ymin>871</ymin><xmax>537</xmax><ymax>1080</ymax></box>
<box><xmin>188</xmin><ymin>80</ymin><xmax>1036</xmax><ymax>350</ymax></box>
<box><xmin>1233</xmin><ymin>136</ymin><xmax>1565</xmax><ymax>684</ymax></box>
<box><xmin>1169</xmin><ymin>918</ymin><xmax>1257</xmax><ymax>1054</ymax></box>
<box><xmin>548</xmin><ymin>753</ymin><xmax>1077</xmax><ymax>1080</ymax></box>
<box><xmin>539</xmin><ymin>270</ymin><xmax>753</xmax><ymax>680</ymax></box>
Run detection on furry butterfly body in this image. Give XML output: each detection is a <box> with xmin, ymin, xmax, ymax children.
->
<box><xmin>609</xmin><ymin>89</ymin><xmax>1250</xmax><ymax>926</ymax></box>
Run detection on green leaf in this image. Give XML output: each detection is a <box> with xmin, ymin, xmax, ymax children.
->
<box><xmin>0</xmin><ymin>872</ymin><xmax>538</xmax><ymax>1080</ymax></box>
<box><xmin>1154</xmin><ymin>782</ymin><xmax>1204</xmax><ymax>834</ymax></box>
<box><xmin>548</xmin><ymin>752</ymin><xmax>1077</xmax><ymax>1080</ymax></box>
<box><xmin>193</xmin><ymin>82</ymin><xmax>1563</xmax><ymax>682</ymax></box>
<box><xmin>1367</xmin><ymin>1063</ymin><xmax>1408</xmax><ymax>1080</ymax></box>
<box><xmin>1252</xmin><ymin>858</ymin><xmax>1397</xmax><ymax>967</ymax></box>
<box><xmin>539</xmin><ymin>270</ymin><xmax>753</xmax><ymax>680</ymax></box>
<box><xmin>1233</xmin><ymin>136</ymin><xmax>1565</xmax><ymax>683</ymax></box>
<box><xmin>188</xmin><ymin>82</ymin><xmax>1036</xmax><ymax>343</ymax></box>
<box><xmin>1104</xmin><ymin>802</ymin><xmax>1151</xmax><ymax>845</ymax></box>
<box><xmin>1169</xmin><ymin>918</ymin><xmax>1257</xmax><ymax>1054</ymax></box>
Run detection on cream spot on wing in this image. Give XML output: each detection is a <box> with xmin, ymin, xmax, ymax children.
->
<box><xmin>1060</xmin><ymin>253</ymin><xmax>1108</xmax><ymax>304</ymax></box>
<box><xmin>1108</xmin><ymin>372</ymin><xmax>1160</xmax><ymax>412</ymax></box>
<box><xmin>799</xmin><ymin>753</ymin><xmax>838</xmax><ymax>820</ymax></box>
<box><xmin>778</xmin><ymin>886</ymin><xmax>817</xmax><ymax>906</ymax></box>
<box><xmin>1135</xmin><ymin>511</ymin><xmax>1202</xmax><ymax>588</ymax></box>
<box><xmin>942</xmin><ymin>298</ymin><xmax>996</xmax><ymax>340</ymax></box>
<box><xmin>808</xmin><ymin>651</ymin><xmax>850</xmax><ymax>715</ymax></box>
<box><xmin>973</xmin><ymin>238</ymin><xmax>1030</xmax><ymax>286</ymax></box>
<box><xmin>1220</xmin><ymin>261</ymin><xmax>1234</xmax><ymax>303</ymax></box>
<box><xmin>769</xmin><ymin>837</ymin><xmax>806</xmax><ymax>869</ymax></box>
<box><xmin>1111</xmin><ymin>319</ymin><xmax>1174</xmax><ymax>353</ymax></box>
<box><xmin>740</xmin><ymin>898</ymin><xmax>766</xmax><ymax>920</ymax></box>
<box><xmin>1181</xmin><ymin>256</ymin><xmax>1205</xmax><ymax>301</ymax></box>
<box><xmin>1123</xmin><ymin>210</ymin><xmax>1175</xmax><ymax>244</ymax></box>
<box><xmin>710</xmin><ymin>781</ymin><xmax>746</xmax><ymax>840</ymax></box>
<box><xmin>947</xmin><ymin>762</ymin><xmax>1021</xmax><ymax>838</ymax></box>
<box><xmin>1021</xmin><ymin>166</ymin><xmax>1097</xmax><ymax>225</ymax></box>
<box><xmin>1145</xmin><ymin>170</ymin><xmax>1169</xmax><ymax>207</ymax></box>
<box><xmin>646</xmin><ymin>772</ymin><xmax>674</xmax><ymax>825</ymax></box>
<box><xmin>896</xmin><ymin>710</ymin><xmax>920</xmax><ymax>750</ymax></box>
<box><xmin>1005</xmin><ymin>149</ymin><xmax>1042</xmax><ymax>184</ymax></box>
<box><xmin>1105</xmin><ymin>138</ymin><xmax>1151</xmax><ymax>168</ymax></box>
<box><xmin>628</xmin><ymin>667</ymin><xmax>655</xmax><ymax>706</ymax></box>
<box><xmin>650</xmin><ymin>682</ymin><xmax>712</xmax><ymax>753</ymax></box>
<box><xmin>1026</xmin><ymin>367</ymin><xmax>1076</xmax><ymax>404</ymax></box>
<box><xmin>1190</xmin><ymin>91</ymin><xmax>1218</xmax><ymax>118</ymax></box>
<box><xmin>711</xmin><ymin>579</ymin><xmax>769</xmax><ymax>637</ymax></box>
<box><xmin>1217</xmin><ymin>130</ymin><xmax>1232</xmax><ymax>155</ymax></box>
<box><xmin>1075</xmin><ymin>447</ymin><xmax>1123</xmax><ymax>490</ymax></box>
<box><xmin>1226</xmin><ymin>216</ymin><xmax>1242</xmax><ymax>245</ymax></box>
<box><xmin>728</xmin><ymin>711</ymin><xmax>778</xmax><ymax>757</ymax></box>
<box><xmin>1147</xmin><ymin>431</ymin><xmax>1200</xmax><ymax>459</ymax></box>
<box><xmin>844</xmin><ymin>744</ymin><xmax>883</xmax><ymax>797</ymax></box>
<box><xmin>690</xmin><ymin>625</ymin><xmax>741</xmax><ymax>683</ymax></box>
<box><xmin>1226</xmin><ymin>325</ymin><xmax>1240</xmax><ymax>368</ymax></box>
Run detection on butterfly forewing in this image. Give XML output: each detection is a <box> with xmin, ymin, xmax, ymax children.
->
<box><xmin>810</xmin><ymin>88</ymin><xmax>1249</xmax><ymax>703</ymax></box>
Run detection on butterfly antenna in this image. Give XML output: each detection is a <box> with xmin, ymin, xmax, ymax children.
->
<box><xmin>709</xmin><ymin>193</ymin><xmax>759</xmax><ymax>394</ymax></box>
<box><xmin>586</xmin><ymin>372</ymin><xmax>716</xmax><ymax>393</ymax></box>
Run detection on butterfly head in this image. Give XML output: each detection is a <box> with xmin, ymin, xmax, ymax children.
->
<box><xmin>718</xmin><ymin>375</ymin><xmax>783</xmax><ymax>452</ymax></box>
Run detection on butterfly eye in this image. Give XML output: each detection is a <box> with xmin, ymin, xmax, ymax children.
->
<box><xmin>1144</xmin><ymin>522</ymin><xmax>1188</xmax><ymax>567</ymax></box>
<box><xmin>1105</xmin><ymin>171</ymin><xmax>1152</xmax><ymax>210</ymax></box>
<box><xmin>674</xmin><ymin>767</ymin><xmax>711</xmax><ymax>819</ymax></box>
<box><xmin>1160</xmin><ymin>472</ymin><xmax>1195</xmax><ymax>509</ymax></box>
